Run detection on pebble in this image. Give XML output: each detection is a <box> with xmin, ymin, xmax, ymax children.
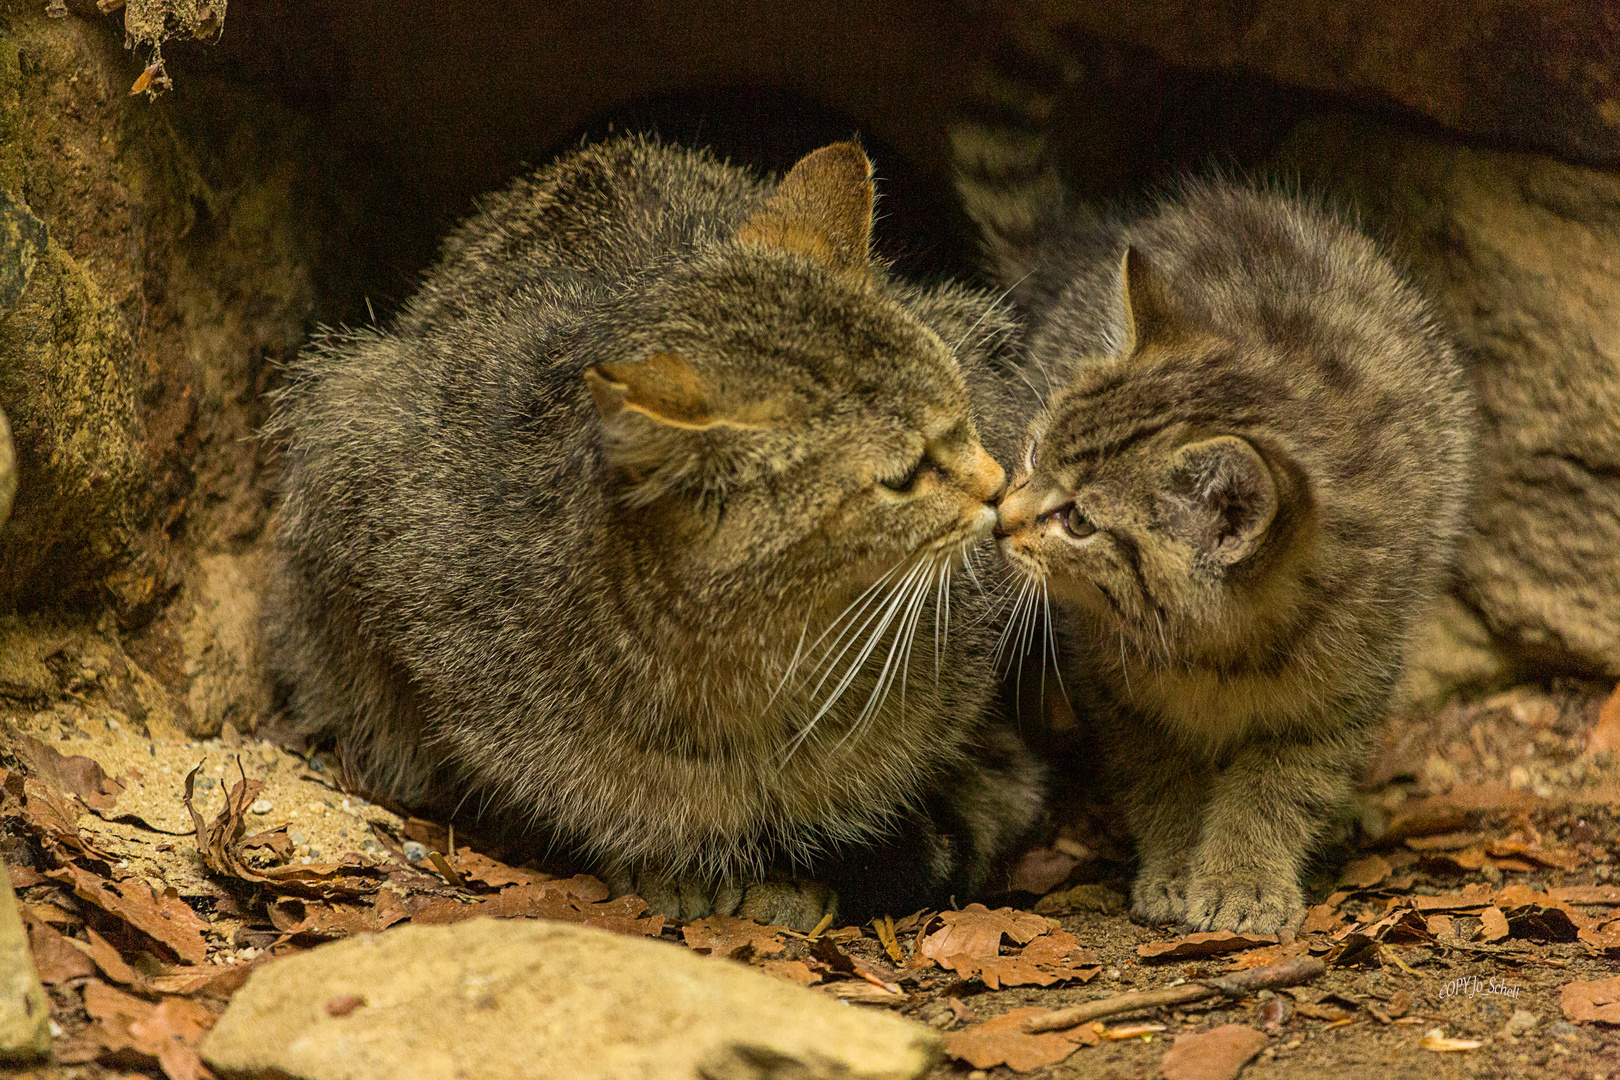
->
<box><xmin>249</xmin><ymin>799</ymin><xmax>274</xmax><ymax>815</ymax></box>
<box><xmin>402</xmin><ymin>841</ymin><xmax>428</xmax><ymax>864</ymax></box>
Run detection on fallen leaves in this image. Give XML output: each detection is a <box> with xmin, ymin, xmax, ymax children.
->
<box><xmin>915</xmin><ymin>905</ymin><xmax>1100</xmax><ymax>989</ymax></box>
<box><xmin>944</xmin><ymin>1007</ymin><xmax>1095</xmax><ymax>1072</ymax></box>
<box><xmin>48</xmin><ymin>863</ymin><xmax>210</xmax><ymax>964</ymax></box>
<box><xmin>61</xmin><ymin>980</ymin><xmax>219</xmax><ymax>1080</ymax></box>
<box><xmin>1158</xmin><ymin>1024</ymin><xmax>1267</xmax><ymax>1080</ymax></box>
<box><xmin>1560</xmin><ymin>975</ymin><xmax>1620</xmax><ymax>1024</ymax></box>
<box><xmin>1138</xmin><ymin>931</ymin><xmax>1276</xmax><ymax>961</ymax></box>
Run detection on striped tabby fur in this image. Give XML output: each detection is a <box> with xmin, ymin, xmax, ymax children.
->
<box><xmin>955</xmin><ymin>87</ymin><xmax>1474</xmax><ymax>932</ymax></box>
<box><xmin>268</xmin><ymin>137</ymin><xmax>1045</xmax><ymax>930</ymax></box>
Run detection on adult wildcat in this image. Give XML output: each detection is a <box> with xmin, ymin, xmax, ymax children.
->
<box><xmin>268</xmin><ymin>137</ymin><xmax>1044</xmax><ymax>929</ymax></box>
<box><xmin>956</xmin><ymin>100</ymin><xmax>1473</xmax><ymax>932</ymax></box>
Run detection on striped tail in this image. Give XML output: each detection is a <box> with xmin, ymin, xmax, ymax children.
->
<box><xmin>948</xmin><ymin>39</ymin><xmax>1074</xmax><ymax>290</ymax></box>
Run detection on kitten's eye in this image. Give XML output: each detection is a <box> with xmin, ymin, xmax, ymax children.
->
<box><xmin>1063</xmin><ymin>506</ymin><xmax>1097</xmax><ymax>538</ymax></box>
<box><xmin>879</xmin><ymin>455</ymin><xmax>927</xmax><ymax>493</ymax></box>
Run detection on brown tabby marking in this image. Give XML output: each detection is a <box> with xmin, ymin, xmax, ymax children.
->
<box><xmin>986</xmin><ymin>189</ymin><xmax>1472</xmax><ymax>934</ymax></box>
<box><xmin>269</xmin><ymin>137</ymin><xmax>1043</xmax><ymax>929</ymax></box>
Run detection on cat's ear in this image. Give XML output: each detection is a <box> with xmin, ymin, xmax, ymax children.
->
<box><xmin>584</xmin><ymin>352</ymin><xmax>718</xmax><ymax>429</ymax></box>
<box><xmin>1117</xmin><ymin>246</ymin><xmax>1176</xmax><ymax>357</ymax></box>
<box><xmin>1164</xmin><ymin>436</ymin><xmax>1278</xmax><ymax>565</ymax></box>
<box><xmin>736</xmin><ymin>141</ymin><xmax>875</xmax><ymax>281</ymax></box>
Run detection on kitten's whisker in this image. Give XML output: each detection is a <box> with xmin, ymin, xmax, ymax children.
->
<box><xmin>992</xmin><ymin>577</ymin><xmax>1034</xmax><ymax>672</ymax></box>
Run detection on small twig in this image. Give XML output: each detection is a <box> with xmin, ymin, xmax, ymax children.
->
<box><xmin>874</xmin><ymin>914</ymin><xmax>904</xmax><ymax>964</ymax></box>
<box><xmin>1025</xmin><ymin>956</ymin><xmax>1327</xmax><ymax>1033</ymax></box>
<box><xmin>805</xmin><ymin>912</ymin><xmax>835</xmax><ymax>943</ymax></box>
<box><xmin>427</xmin><ymin>851</ymin><xmax>464</xmax><ymax>888</ymax></box>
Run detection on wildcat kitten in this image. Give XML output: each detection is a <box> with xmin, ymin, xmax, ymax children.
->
<box><xmin>956</xmin><ymin>109</ymin><xmax>1473</xmax><ymax>932</ymax></box>
<box><xmin>267</xmin><ymin>136</ymin><xmax>1044</xmax><ymax>929</ymax></box>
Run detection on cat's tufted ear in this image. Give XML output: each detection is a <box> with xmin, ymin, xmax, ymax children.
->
<box><xmin>585</xmin><ymin>352</ymin><xmax>720</xmax><ymax>429</ymax></box>
<box><xmin>1116</xmin><ymin>246</ymin><xmax>1177</xmax><ymax>357</ymax></box>
<box><xmin>1163</xmin><ymin>436</ymin><xmax>1278</xmax><ymax>565</ymax></box>
<box><xmin>736</xmin><ymin>141</ymin><xmax>875</xmax><ymax>282</ymax></box>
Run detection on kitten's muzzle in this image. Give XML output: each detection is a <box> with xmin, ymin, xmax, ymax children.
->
<box><xmin>994</xmin><ymin>483</ymin><xmax>1042</xmax><ymax>541</ymax></box>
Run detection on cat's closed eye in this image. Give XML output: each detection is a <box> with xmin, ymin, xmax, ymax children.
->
<box><xmin>878</xmin><ymin>453</ymin><xmax>929</xmax><ymax>493</ymax></box>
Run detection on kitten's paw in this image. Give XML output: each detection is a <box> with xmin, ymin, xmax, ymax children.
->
<box><xmin>613</xmin><ymin>872</ymin><xmax>742</xmax><ymax>923</ymax></box>
<box><xmin>738</xmin><ymin>879</ymin><xmax>838</xmax><ymax>933</ymax></box>
<box><xmin>1181</xmin><ymin>870</ymin><xmax>1304</xmax><ymax>935</ymax></box>
<box><xmin>1130</xmin><ymin>872</ymin><xmax>1189</xmax><ymax>926</ymax></box>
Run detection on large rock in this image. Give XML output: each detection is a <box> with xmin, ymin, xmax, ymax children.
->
<box><xmin>995</xmin><ymin>0</ymin><xmax>1620</xmax><ymax>167</ymax></box>
<box><xmin>0</xmin><ymin>863</ymin><xmax>50</xmax><ymax>1062</ymax></box>
<box><xmin>1283</xmin><ymin>115</ymin><xmax>1620</xmax><ymax>680</ymax></box>
<box><xmin>201</xmin><ymin>919</ymin><xmax>942</xmax><ymax>1080</ymax></box>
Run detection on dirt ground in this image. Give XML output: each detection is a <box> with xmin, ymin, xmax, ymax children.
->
<box><xmin>2</xmin><ymin>645</ymin><xmax>1618</xmax><ymax>1079</ymax></box>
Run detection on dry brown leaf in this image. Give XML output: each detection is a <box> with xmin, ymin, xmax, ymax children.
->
<box><xmin>446</xmin><ymin>847</ymin><xmax>576</xmax><ymax>892</ymax></box>
<box><xmin>683</xmin><ymin>915</ymin><xmax>789</xmax><ymax>959</ymax></box>
<box><xmin>1576</xmin><ymin>916</ymin><xmax>1620</xmax><ymax>952</ymax></box>
<box><xmin>1486</xmin><ymin>837</ymin><xmax>1582</xmax><ymax>871</ymax></box>
<box><xmin>1419</xmin><ymin>1028</ymin><xmax>1484</xmax><ymax>1051</ymax></box>
<box><xmin>1407</xmin><ymin>884</ymin><xmax>1495</xmax><ymax>911</ymax></box>
<box><xmin>939</xmin><ymin>928</ymin><xmax>1101</xmax><ymax>990</ymax></box>
<box><xmin>1337</xmin><ymin>855</ymin><xmax>1391</xmax><ymax>889</ymax></box>
<box><xmin>1138</xmin><ymin>931</ymin><xmax>1276</xmax><ymax>961</ymax></box>
<box><xmin>1404</xmin><ymin>831</ymin><xmax>1486</xmax><ymax>851</ymax></box>
<box><xmin>268</xmin><ymin>896</ymin><xmax>406</xmax><ymax>939</ymax></box>
<box><xmin>80</xmin><ymin>980</ymin><xmax>218</xmax><ymax>1080</ymax></box>
<box><xmin>22</xmin><ymin>912</ymin><xmax>98</xmax><ymax>983</ymax></box>
<box><xmin>146</xmin><ymin>961</ymin><xmax>255</xmax><ymax>997</ymax></box>
<box><xmin>1226</xmin><ymin>941</ymin><xmax>1312</xmax><ymax>971</ymax></box>
<box><xmin>757</xmin><ymin>959</ymin><xmax>821</xmax><ymax>986</ymax></box>
<box><xmin>943</xmin><ymin>1007</ymin><xmax>1091</xmax><ymax>1072</ymax></box>
<box><xmin>22</xmin><ymin>776</ymin><xmax>115</xmax><ymax>860</ymax></box>
<box><xmin>1158</xmin><ymin>1023</ymin><xmax>1268</xmax><ymax>1080</ymax></box>
<box><xmin>239</xmin><ymin>826</ymin><xmax>293</xmax><ymax>861</ymax></box>
<box><xmin>1479</xmin><ymin>906</ymin><xmax>1510</xmax><ymax>942</ymax></box>
<box><xmin>820</xmin><ymin>980</ymin><xmax>906</xmax><ymax>1005</ymax></box>
<box><xmin>1006</xmin><ymin>846</ymin><xmax>1079</xmax><ymax>895</ymax></box>
<box><xmin>409</xmin><ymin>884</ymin><xmax>664</xmax><ymax>937</ymax></box>
<box><xmin>1552</xmin><ymin>885</ymin><xmax>1620</xmax><ymax>905</ymax></box>
<box><xmin>1561</xmin><ymin>976</ymin><xmax>1620</xmax><ymax>1024</ymax></box>
<box><xmin>13</xmin><ymin>732</ymin><xmax>125</xmax><ymax>811</ymax></box>
<box><xmin>1300</xmin><ymin>904</ymin><xmax>1343</xmax><ymax>935</ymax></box>
<box><xmin>919</xmin><ymin>904</ymin><xmax>1050</xmax><ymax>964</ymax></box>
<box><xmin>48</xmin><ymin>864</ymin><xmax>209</xmax><ymax>964</ymax></box>
<box><xmin>1588</xmin><ymin>682</ymin><xmax>1620</xmax><ymax>755</ymax></box>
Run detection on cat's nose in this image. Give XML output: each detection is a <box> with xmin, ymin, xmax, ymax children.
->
<box><xmin>986</xmin><ymin>475</ymin><xmax>1009</xmax><ymax>505</ymax></box>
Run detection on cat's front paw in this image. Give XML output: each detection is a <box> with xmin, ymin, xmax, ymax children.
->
<box><xmin>618</xmin><ymin>873</ymin><xmax>744</xmax><ymax>923</ymax></box>
<box><xmin>1129</xmin><ymin>870</ymin><xmax>1188</xmax><ymax>926</ymax></box>
<box><xmin>1181</xmin><ymin>869</ymin><xmax>1303</xmax><ymax>934</ymax></box>
<box><xmin>738</xmin><ymin>879</ymin><xmax>838</xmax><ymax>932</ymax></box>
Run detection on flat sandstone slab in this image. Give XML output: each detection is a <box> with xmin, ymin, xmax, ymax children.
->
<box><xmin>201</xmin><ymin>918</ymin><xmax>942</xmax><ymax>1080</ymax></box>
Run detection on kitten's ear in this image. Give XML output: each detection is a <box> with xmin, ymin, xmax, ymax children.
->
<box><xmin>1117</xmin><ymin>246</ymin><xmax>1176</xmax><ymax>357</ymax></box>
<box><xmin>736</xmin><ymin>141</ymin><xmax>875</xmax><ymax>281</ymax></box>
<box><xmin>1164</xmin><ymin>436</ymin><xmax>1278</xmax><ymax>565</ymax></box>
<box><xmin>585</xmin><ymin>352</ymin><xmax>717</xmax><ymax>429</ymax></box>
